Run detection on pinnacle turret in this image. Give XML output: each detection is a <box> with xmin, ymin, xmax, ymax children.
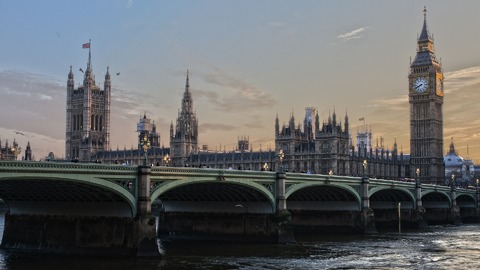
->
<box><xmin>68</xmin><ymin>65</ymin><xmax>74</xmax><ymax>80</ymax></box>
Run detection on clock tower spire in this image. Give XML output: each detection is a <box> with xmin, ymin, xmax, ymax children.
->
<box><xmin>408</xmin><ymin>7</ymin><xmax>445</xmax><ymax>184</ymax></box>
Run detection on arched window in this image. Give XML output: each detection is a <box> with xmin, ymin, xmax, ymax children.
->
<box><xmin>73</xmin><ymin>115</ymin><xmax>77</xmax><ymax>131</ymax></box>
<box><xmin>95</xmin><ymin>115</ymin><xmax>99</xmax><ymax>131</ymax></box>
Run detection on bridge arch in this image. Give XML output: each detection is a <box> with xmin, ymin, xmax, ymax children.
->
<box><xmin>456</xmin><ymin>193</ymin><xmax>476</xmax><ymax>208</ymax></box>
<box><xmin>421</xmin><ymin>190</ymin><xmax>452</xmax><ymax>208</ymax></box>
<box><xmin>151</xmin><ymin>179</ymin><xmax>275</xmax><ymax>214</ymax></box>
<box><xmin>0</xmin><ymin>175</ymin><xmax>136</xmax><ymax>217</ymax></box>
<box><xmin>285</xmin><ymin>183</ymin><xmax>361</xmax><ymax>211</ymax></box>
<box><xmin>369</xmin><ymin>187</ymin><xmax>416</xmax><ymax>209</ymax></box>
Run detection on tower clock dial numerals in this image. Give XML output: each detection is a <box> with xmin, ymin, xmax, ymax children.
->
<box><xmin>413</xmin><ymin>77</ymin><xmax>428</xmax><ymax>93</ymax></box>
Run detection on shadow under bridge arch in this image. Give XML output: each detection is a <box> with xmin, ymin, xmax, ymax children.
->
<box><xmin>286</xmin><ymin>184</ymin><xmax>361</xmax><ymax>211</ymax></box>
<box><xmin>369</xmin><ymin>188</ymin><xmax>415</xmax><ymax>210</ymax></box>
<box><xmin>152</xmin><ymin>181</ymin><xmax>274</xmax><ymax>214</ymax></box>
<box><xmin>0</xmin><ymin>176</ymin><xmax>136</xmax><ymax>217</ymax></box>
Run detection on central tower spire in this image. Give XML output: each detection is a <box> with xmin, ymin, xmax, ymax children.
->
<box><xmin>170</xmin><ymin>70</ymin><xmax>199</xmax><ymax>166</ymax></box>
<box><xmin>408</xmin><ymin>7</ymin><xmax>444</xmax><ymax>184</ymax></box>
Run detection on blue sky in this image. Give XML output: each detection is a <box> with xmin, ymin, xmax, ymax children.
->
<box><xmin>1</xmin><ymin>1</ymin><xmax>480</xmax><ymax>162</ymax></box>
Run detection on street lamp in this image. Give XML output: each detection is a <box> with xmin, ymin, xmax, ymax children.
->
<box><xmin>362</xmin><ymin>159</ymin><xmax>367</xmax><ymax>178</ymax></box>
<box><xmin>277</xmin><ymin>149</ymin><xmax>285</xmax><ymax>172</ymax></box>
<box><xmin>163</xmin><ymin>154</ymin><xmax>171</xmax><ymax>166</ymax></box>
<box><xmin>10</xmin><ymin>145</ymin><xmax>21</xmax><ymax>161</ymax></box>
<box><xmin>263</xmin><ymin>162</ymin><xmax>269</xmax><ymax>171</ymax></box>
<box><xmin>140</xmin><ymin>134</ymin><xmax>151</xmax><ymax>166</ymax></box>
<box><xmin>416</xmin><ymin>168</ymin><xmax>420</xmax><ymax>185</ymax></box>
<box><xmin>451</xmin><ymin>174</ymin><xmax>456</xmax><ymax>190</ymax></box>
<box><xmin>328</xmin><ymin>169</ymin><xmax>333</xmax><ymax>176</ymax></box>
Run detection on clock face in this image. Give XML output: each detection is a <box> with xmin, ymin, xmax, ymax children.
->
<box><xmin>413</xmin><ymin>77</ymin><xmax>428</xmax><ymax>93</ymax></box>
<box><xmin>436</xmin><ymin>78</ymin><xmax>443</xmax><ymax>96</ymax></box>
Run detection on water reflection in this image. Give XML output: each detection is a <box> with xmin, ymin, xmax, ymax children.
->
<box><xmin>1</xmin><ymin>215</ymin><xmax>480</xmax><ymax>270</ymax></box>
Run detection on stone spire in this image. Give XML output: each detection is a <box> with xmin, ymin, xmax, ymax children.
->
<box><xmin>83</xmin><ymin>39</ymin><xmax>95</xmax><ymax>88</ymax></box>
<box><xmin>344</xmin><ymin>109</ymin><xmax>349</xmax><ymax>134</ymax></box>
<box><xmin>448</xmin><ymin>137</ymin><xmax>456</xmax><ymax>155</ymax></box>
<box><xmin>419</xmin><ymin>6</ymin><xmax>432</xmax><ymax>42</ymax></box>
<box><xmin>275</xmin><ymin>113</ymin><xmax>279</xmax><ymax>134</ymax></box>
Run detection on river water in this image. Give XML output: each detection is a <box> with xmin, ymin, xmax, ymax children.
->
<box><xmin>1</xmin><ymin>215</ymin><xmax>480</xmax><ymax>270</ymax></box>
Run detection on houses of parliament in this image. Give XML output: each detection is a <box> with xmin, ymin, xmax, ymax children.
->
<box><xmin>63</xmin><ymin>9</ymin><xmax>451</xmax><ymax>185</ymax></box>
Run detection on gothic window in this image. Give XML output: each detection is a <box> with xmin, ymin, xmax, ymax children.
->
<box><xmin>95</xmin><ymin>115</ymin><xmax>100</xmax><ymax>131</ymax></box>
<box><xmin>73</xmin><ymin>115</ymin><xmax>77</xmax><ymax>131</ymax></box>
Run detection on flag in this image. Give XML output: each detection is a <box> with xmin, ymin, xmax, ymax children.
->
<box><xmin>359</xmin><ymin>117</ymin><xmax>365</xmax><ymax>121</ymax></box>
<box><xmin>82</xmin><ymin>42</ymin><xmax>90</xmax><ymax>49</ymax></box>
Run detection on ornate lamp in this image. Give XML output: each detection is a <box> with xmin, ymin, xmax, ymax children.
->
<box><xmin>140</xmin><ymin>134</ymin><xmax>151</xmax><ymax>166</ymax></box>
<box><xmin>10</xmin><ymin>145</ymin><xmax>21</xmax><ymax>161</ymax></box>
<box><xmin>263</xmin><ymin>162</ymin><xmax>269</xmax><ymax>171</ymax></box>
<box><xmin>362</xmin><ymin>159</ymin><xmax>367</xmax><ymax>178</ymax></box>
<box><xmin>163</xmin><ymin>154</ymin><xmax>171</xmax><ymax>166</ymax></box>
<box><xmin>277</xmin><ymin>149</ymin><xmax>284</xmax><ymax>172</ymax></box>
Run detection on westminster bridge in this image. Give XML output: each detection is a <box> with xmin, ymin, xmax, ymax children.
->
<box><xmin>0</xmin><ymin>161</ymin><xmax>478</xmax><ymax>256</ymax></box>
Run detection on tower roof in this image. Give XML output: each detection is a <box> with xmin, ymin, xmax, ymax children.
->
<box><xmin>418</xmin><ymin>7</ymin><xmax>432</xmax><ymax>42</ymax></box>
<box><xmin>411</xmin><ymin>7</ymin><xmax>440</xmax><ymax>68</ymax></box>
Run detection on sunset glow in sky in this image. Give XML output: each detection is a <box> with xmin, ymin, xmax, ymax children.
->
<box><xmin>1</xmin><ymin>1</ymin><xmax>480</xmax><ymax>162</ymax></box>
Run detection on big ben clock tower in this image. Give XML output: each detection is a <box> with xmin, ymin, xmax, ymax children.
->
<box><xmin>409</xmin><ymin>7</ymin><xmax>445</xmax><ymax>184</ymax></box>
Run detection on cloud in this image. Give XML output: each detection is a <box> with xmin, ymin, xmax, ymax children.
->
<box><xmin>336</xmin><ymin>27</ymin><xmax>368</xmax><ymax>42</ymax></box>
<box><xmin>444</xmin><ymin>66</ymin><xmax>480</xmax><ymax>94</ymax></box>
<box><xmin>40</xmin><ymin>94</ymin><xmax>53</xmax><ymax>100</ymax></box>
<box><xmin>442</xmin><ymin>66</ymin><xmax>480</xmax><ymax>157</ymax></box>
<box><xmin>125</xmin><ymin>0</ymin><xmax>133</xmax><ymax>8</ymax></box>
<box><xmin>198</xmin><ymin>71</ymin><xmax>276</xmax><ymax>113</ymax></box>
<box><xmin>0</xmin><ymin>70</ymin><xmax>65</xmax><ymax>139</ymax></box>
<box><xmin>367</xmin><ymin>95</ymin><xmax>408</xmax><ymax>110</ymax></box>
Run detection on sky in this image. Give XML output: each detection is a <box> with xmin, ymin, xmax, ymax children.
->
<box><xmin>1</xmin><ymin>1</ymin><xmax>480</xmax><ymax>162</ymax></box>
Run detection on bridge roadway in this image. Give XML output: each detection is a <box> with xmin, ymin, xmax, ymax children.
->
<box><xmin>0</xmin><ymin>161</ymin><xmax>478</xmax><ymax>256</ymax></box>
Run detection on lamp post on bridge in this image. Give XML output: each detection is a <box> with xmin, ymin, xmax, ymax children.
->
<box><xmin>274</xmin><ymin>148</ymin><xmax>294</xmax><ymax>243</ymax></box>
<box><xmin>140</xmin><ymin>134</ymin><xmax>151</xmax><ymax>166</ymax></box>
<box><xmin>416</xmin><ymin>168</ymin><xmax>421</xmax><ymax>187</ymax></box>
<box><xmin>360</xmin><ymin>159</ymin><xmax>376</xmax><ymax>233</ymax></box>
<box><xmin>362</xmin><ymin>159</ymin><xmax>367</xmax><ymax>179</ymax></box>
<box><xmin>10</xmin><ymin>144</ymin><xmax>21</xmax><ymax>161</ymax></box>
<box><xmin>451</xmin><ymin>174</ymin><xmax>456</xmax><ymax>191</ymax></box>
<box><xmin>163</xmin><ymin>154</ymin><xmax>171</xmax><ymax>167</ymax></box>
<box><xmin>263</xmin><ymin>162</ymin><xmax>269</xmax><ymax>171</ymax></box>
<box><xmin>277</xmin><ymin>149</ymin><xmax>284</xmax><ymax>172</ymax></box>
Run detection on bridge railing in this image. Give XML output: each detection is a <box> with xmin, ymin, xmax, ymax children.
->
<box><xmin>0</xmin><ymin>160</ymin><xmax>138</xmax><ymax>174</ymax></box>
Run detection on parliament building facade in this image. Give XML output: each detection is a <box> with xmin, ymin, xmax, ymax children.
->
<box><xmin>72</xmin><ymin>9</ymin><xmax>448</xmax><ymax>184</ymax></box>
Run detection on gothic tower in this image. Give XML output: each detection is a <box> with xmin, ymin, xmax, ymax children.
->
<box><xmin>170</xmin><ymin>70</ymin><xmax>199</xmax><ymax>166</ymax></box>
<box><xmin>65</xmin><ymin>43</ymin><xmax>111</xmax><ymax>161</ymax></box>
<box><xmin>24</xmin><ymin>141</ymin><xmax>32</xmax><ymax>161</ymax></box>
<box><xmin>409</xmin><ymin>7</ymin><xmax>444</xmax><ymax>184</ymax></box>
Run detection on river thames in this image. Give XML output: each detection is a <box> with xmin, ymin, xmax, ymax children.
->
<box><xmin>1</xmin><ymin>215</ymin><xmax>480</xmax><ymax>270</ymax></box>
